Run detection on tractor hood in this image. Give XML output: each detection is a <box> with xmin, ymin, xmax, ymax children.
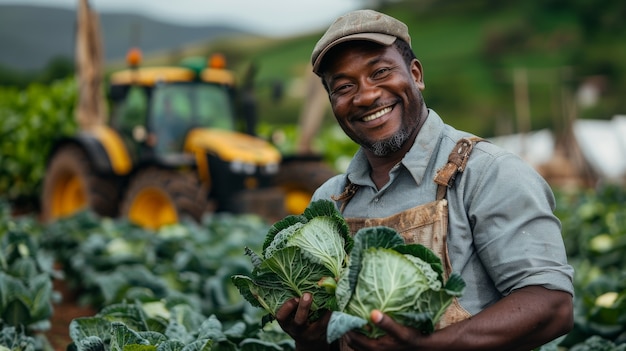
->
<box><xmin>184</xmin><ymin>128</ymin><xmax>282</xmax><ymax>165</ymax></box>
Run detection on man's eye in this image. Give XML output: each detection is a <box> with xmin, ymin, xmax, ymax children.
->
<box><xmin>332</xmin><ymin>84</ymin><xmax>351</xmax><ymax>95</ymax></box>
<box><xmin>373</xmin><ymin>67</ymin><xmax>391</xmax><ymax>78</ymax></box>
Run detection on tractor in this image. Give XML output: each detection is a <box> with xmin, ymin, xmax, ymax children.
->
<box><xmin>41</xmin><ymin>50</ymin><xmax>335</xmax><ymax>229</ymax></box>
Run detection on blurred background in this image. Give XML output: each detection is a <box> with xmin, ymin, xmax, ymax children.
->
<box><xmin>2</xmin><ymin>0</ymin><xmax>625</xmax><ymax>122</ymax></box>
<box><xmin>1</xmin><ymin>0</ymin><xmax>626</xmax><ymax>206</ymax></box>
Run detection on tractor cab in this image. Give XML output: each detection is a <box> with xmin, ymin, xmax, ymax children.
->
<box><xmin>107</xmin><ymin>50</ymin><xmax>243</xmax><ymax>165</ymax></box>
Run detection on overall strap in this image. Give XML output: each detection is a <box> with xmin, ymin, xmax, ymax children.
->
<box><xmin>434</xmin><ymin>136</ymin><xmax>484</xmax><ymax>200</ymax></box>
<box><xmin>331</xmin><ymin>178</ymin><xmax>359</xmax><ymax>213</ymax></box>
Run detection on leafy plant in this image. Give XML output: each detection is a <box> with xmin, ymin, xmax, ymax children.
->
<box><xmin>552</xmin><ymin>185</ymin><xmax>626</xmax><ymax>349</ymax></box>
<box><xmin>559</xmin><ymin>266</ymin><xmax>626</xmax><ymax>348</ymax></box>
<box><xmin>327</xmin><ymin>226</ymin><xmax>465</xmax><ymax>342</ymax></box>
<box><xmin>555</xmin><ymin>185</ymin><xmax>626</xmax><ymax>271</ymax></box>
<box><xmin>38</xmin><ymin>210</ymin><xmax>270</xmax><ymax>322</ymax></box>
<box><xmin>0</xmin><ymin>200</ymin><xmax>61</xmax><ymax>350</ymax></box>
<box><xmin>569</xmin><ymin>335</ymin><xmax>626</xmax><ymax>351</ymax></box>
<box><xmin>0</xmin><ymin>326</ymin><xmax>37</xmax><ymax>351</ymax></box>
<box><xmin>0</xmin><ymin>227</ymin><xmax>59</xmax><ymax>333</ymax></box>
<box><xmin>231</xmin><ymin>200</ymin><xmax>353</xmax><ymax>323</ymax></box>
<box><xmin>0</xmin><ymin>78</ymin><xmax>78</xmax><ymax>205</ymax></box>
<box><xmin>68</xmin><ymin>299</ymin><xmax>294</xmax><ymax>351</ymax></box>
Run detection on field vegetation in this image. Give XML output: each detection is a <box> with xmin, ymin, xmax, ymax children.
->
<box><xmin>1</xmin><ymin>185</ymin><xmax>625</xmax><ymax>350</ymax></box>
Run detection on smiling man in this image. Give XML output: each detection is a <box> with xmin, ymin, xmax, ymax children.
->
<box><xmin>275</xmin><ymin>9</ymin><xmax>574</xmax><ymax>351</ymax></box>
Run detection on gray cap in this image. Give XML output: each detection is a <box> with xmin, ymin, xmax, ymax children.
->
<box><xmin>311</xmin><ymin>9</ymin><xmax>411</xmax><ymax>75</ymax></box>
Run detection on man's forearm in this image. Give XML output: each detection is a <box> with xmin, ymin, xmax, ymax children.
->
<box><xmin>424</xmin><ymin>286</ymin><xmax>573</xmax><ymax>351</ymax></box>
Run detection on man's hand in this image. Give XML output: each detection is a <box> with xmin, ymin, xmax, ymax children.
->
<box><xmin>275</xmin><ymin>293</ymin><xmax>334</xmax><ymax>351</ymax></box>
<box><xmin>344</xmin><ymin>310</ymin><xmax>425</xmax><ymax>351</ymax></box>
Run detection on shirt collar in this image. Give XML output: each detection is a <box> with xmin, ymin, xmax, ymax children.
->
<box><xmin>345</xmin><ymin>148</ymin><xmax>371</xmax><ymax>186</ymax></box>
<box><xmin>345</xmin><ymin>109</ymin><xmax>445</xmax><ymax>187</ymax></box>
<box><xmin>401</xmin><ymin>109</ymin><xmax>444</xmax><ymax>185</ymax></box>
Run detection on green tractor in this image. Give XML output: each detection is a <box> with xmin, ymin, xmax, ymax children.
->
<box><xmin>41</xmin><ymin>51</ymin><xmax>335</xmax><ymax>229</ymax></box>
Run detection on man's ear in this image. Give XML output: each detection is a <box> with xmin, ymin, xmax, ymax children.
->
<box><xmin>411</xmin><ymin>59</ymin><xmax>425</xmax><ymax>91</ymax></box>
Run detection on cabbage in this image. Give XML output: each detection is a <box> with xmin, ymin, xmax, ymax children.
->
<box><xmin>232</xmin><ymin>201</ymin><xmax>465</xmax><ymax>337</ymax></box>
<box><xmin>231</xmin><ymin>200</ymin><xmax>353</xmax><ymax>323</ymax></box>
<box><xmin>326</xmin><ymin>226</ymin><xmax>466</xmax><ymax>343</ymax></box>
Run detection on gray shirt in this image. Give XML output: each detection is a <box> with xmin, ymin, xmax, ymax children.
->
<box><xmin>312</xmin><ymin>109</ymin><xmax>574</xmax><ymax>315</ymax></box>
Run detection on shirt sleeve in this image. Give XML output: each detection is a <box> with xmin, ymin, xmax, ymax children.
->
<box><xmin>462</xmin><ymin>148</ymin><xmax>575</xmax><ymax>297</ymax></box>
<box><xmin>311</xmin><ymin>174</ymin><xmax>349</xmax><ymax>203</ymax></box>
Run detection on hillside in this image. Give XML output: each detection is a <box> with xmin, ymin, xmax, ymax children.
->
<box><xmin>0</xmin><ymin>4</ymin><xmax>254</xmax><ymax>71</ymax></box>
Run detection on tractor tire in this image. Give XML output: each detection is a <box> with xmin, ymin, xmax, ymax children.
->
<box><xmin>41</xmin><ymin>144</ymin><xmax>120</xmax><ymax>222</ymax></box>
<box><xmin>273</xmin><ymin>159</ymin><xmax>336</xmax><ymax>215</ymax></box>
<box><xmin>119</xmin><ymin>168</ymin><xmax>210</xmax><ymax>229</ymax></box>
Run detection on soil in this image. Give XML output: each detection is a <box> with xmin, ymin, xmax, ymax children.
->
<box><xmin>43</xmin><ymin>277</ymin><xmax>98</xmax><ymax>351</ymax></box>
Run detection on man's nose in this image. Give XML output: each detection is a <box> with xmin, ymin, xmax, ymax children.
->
<box><xmin>353</xmin><ymin>82</ymin><xmax>381</xmax><ymax>106</ymax></box>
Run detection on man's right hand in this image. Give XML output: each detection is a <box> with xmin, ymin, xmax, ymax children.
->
<box><xmin>275</xmin><ymin>292</ymin><xmax>335</xmax><ymax>351</ymax></box>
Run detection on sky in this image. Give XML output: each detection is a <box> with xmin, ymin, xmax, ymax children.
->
<box><xmin>0</xmin><ymin>0</ymin><xmax>366</xmax><ymax>36</ymax></box>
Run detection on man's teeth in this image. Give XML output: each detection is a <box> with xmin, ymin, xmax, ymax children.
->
<box><xmin>362</xmin><ymin>107</ymin><xmax>392</xmax><ymax>122</ymax></box>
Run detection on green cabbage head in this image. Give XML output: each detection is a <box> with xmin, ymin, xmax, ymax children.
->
<box><xmin>326</xmin><ymin>226</ymin><xmax>466</xmax><ymax>343</ymax></box>
<box><xmin>232</xmin><ymin>200</ymin><xmax>353</xmax><ymax>323</ymax></box>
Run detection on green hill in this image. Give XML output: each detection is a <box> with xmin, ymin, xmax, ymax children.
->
<box><xmin>209</xmin><ymin>0</ymin><xmax>626</xmax><ymax>137</ymax></box>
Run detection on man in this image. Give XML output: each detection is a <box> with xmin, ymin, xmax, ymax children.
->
<box><xmin>276</xmin><ymin>9</ymin><xmax>574</xmax><ymax>351</ymax></box>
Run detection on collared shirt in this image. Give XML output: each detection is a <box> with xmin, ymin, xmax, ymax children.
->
<box><xmin>312</xmin><ymin>109</ymin><xmax>574</xmax><ymax>315</ymax></box>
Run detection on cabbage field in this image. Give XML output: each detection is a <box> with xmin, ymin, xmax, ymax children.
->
<box><xmin>1</xmin><ymin>184</ymin><xmax>625</xmax><ymax>351</ymax></box>
<box><xmin>1</xmin><ymin>81</ymin><xmax>625</xmax><ymax>350</ymax></box>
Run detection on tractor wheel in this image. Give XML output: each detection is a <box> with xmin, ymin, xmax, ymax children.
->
<box><xmin>41</xmin><ymin>144</ymin><xmax>120</xmax><ymax>222</ymax></box>
<box><xmin>119</xmin><ymin>168</ymin><xmax>210</xmax><ymax>230</ymax></box>
<box><xmin>274</xmin><ymin>160</ymin><xmax>336</xmax><ymax>215</ymax></box>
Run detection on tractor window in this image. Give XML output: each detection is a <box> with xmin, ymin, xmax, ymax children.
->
<box><xmin>195</xmin><ymin>85</ymin><xmax>235</xmax><ymax>130</ymax></box>
<box><xmin>151</xmin><ymin>83</ymin><xmax>235</xmax><ymax>153</ymax></box>
<box><xmin>152</xmin><ymin>83</ymin><xmax>235</xmax><ymax>132</ymax></box>
<box><xmin>152</xmin><ymin>86</ymin><xmax>191</xmax><ymax>153</ymax></box>
<box><xmin>113</xmin><ymin>86</ymin><xmax>148</xmax><ymax>133</ymax></box>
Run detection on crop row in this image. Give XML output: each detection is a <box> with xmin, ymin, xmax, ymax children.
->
<box><xmin>1</xmin><ymin>184</ymin><xmax>625</xmax><ymax>350</ymax></box>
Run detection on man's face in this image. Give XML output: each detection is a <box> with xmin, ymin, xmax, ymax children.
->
<box><xmin>321</xmin><ymin>41</ymin><xmax>425</xmax><ymax>157</ymax></box>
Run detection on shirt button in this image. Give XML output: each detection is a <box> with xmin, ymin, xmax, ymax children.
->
<box><xmin>374</xmin><ymin>198</ymin><xmax>379</xmax><ymax>202</ymax></box>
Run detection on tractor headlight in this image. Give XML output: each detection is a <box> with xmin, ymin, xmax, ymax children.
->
<box><xmin>230</xmin><ymin>160</ymin><xmax>260</xmax><ymax>175</ymax></box>
<box><xmin>230</xmin><ymin>160</ymin><xmax>244</xmax><ymax>173</ymax></box>
<box><xmin>263</xmin><ymin>163</ymin><xmax>279</xmax><ymax>175</ymax></box>
<box><xmin>243</xmin><ymin>163</ymin><xmax>256</xmax><ymax>175</ymax></box>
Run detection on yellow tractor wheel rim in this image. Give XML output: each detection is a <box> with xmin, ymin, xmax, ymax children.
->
<box><xmin>284</xmin><ymin>189</ymin><xmax>311</xmax><ymax>215</ymax></box>
<box><xmin>128</xmin><ymin>188</ymin><xmax>178</xmax><ymax>230</ymax></box>
<box><xmin>51</xmin><ymin>172</ymin><xmax>86</xmax><ymax>218</ymax></box>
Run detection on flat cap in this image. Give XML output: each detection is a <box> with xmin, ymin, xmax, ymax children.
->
<box><xmin>311</xmin><ymin>9</ymin><xmax>411</xmax><ymax>75</ymax></box>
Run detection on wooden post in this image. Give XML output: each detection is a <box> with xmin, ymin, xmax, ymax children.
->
<box><xmin>296</xmin><ymin>69</ymin><xmax>329</xmax><ymax>155</ymax></box>
<box><xmin>75</xmin><ymin>0</ymin><xmax>106</xmax><ymax>130</ymax></box>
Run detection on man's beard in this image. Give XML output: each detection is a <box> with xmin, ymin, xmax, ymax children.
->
<box><xmin>368</xmin><ymin>126</ymin><xmax>411</xmax><ymax>157</ymax></box>
<box><xmin>347</xmin><ymin>91</ymin><xmax>425</xmax><ymax>157</ymax></box>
